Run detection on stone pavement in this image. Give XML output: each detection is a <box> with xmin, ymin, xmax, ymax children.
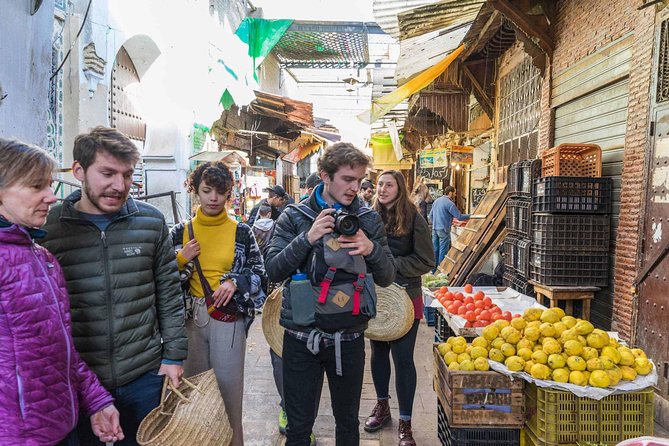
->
<box><xmin>242</xmin><ymin>315</ymin><xmax>438</xmax><ymax>445</ymax></box>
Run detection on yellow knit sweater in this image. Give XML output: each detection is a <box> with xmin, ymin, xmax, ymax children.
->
<box><xmin>176</xmin><ymin>207</ymin><xmax>236</xmax><ymax>297</ymax></box>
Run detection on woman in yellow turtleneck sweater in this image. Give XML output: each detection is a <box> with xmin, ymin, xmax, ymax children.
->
<box><xmin>170</xmin><ymin>161</ymin><xmax>267</xmax><ymax>446</ymax></box>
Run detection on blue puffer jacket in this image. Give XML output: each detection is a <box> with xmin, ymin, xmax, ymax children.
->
<box><xmin>0</xmin><ymin>222</ymin><xmax>113</xmax><ymax>445</ymax></box>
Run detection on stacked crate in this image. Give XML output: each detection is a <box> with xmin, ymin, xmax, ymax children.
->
<box><xmin>433</xmin><ymin>345</ymin><xmax>524</xmax><ymax>445</ymax></box>
<box><xmin>530</xmin><ymin>144</ymin><xmax>612</xmax><ymax>288</ymax></box>
<box><xmin>503</xmin><ymin>159</ymin><xmax>541</xmax><ymax>295</ymax></box>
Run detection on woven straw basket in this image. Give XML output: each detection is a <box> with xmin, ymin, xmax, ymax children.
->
<box><xmin>365</xmin><ymin>283</ymin><xmax>414</xmax><ymax>342</ymax></box>
<box><xmin>262</xmin><ymin>286</ymin><xmax>285</xmax><ymax>357</ymax></box>
<box><xmin>137</xmin><ymin>369</ymin><xmax>232</xmax><ymax>446</ymax></box>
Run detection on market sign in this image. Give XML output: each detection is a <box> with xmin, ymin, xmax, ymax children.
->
<box><xmin>450</xmin><ymin>145</ymin><xmax>474</xmax><ymax>164</ymax></box>
<box><xmin>419</xmin><ymin>147</ymin><xmax>448</xmax><ymax>168</ymax></box>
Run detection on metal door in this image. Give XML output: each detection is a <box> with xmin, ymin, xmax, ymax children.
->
<box><xmin>637</xmin><ymin>16</ymin><xmax>669</xmax><ymax>396</ymax></box>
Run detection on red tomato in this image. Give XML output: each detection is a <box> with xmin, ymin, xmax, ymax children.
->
<box><xmin>514</xmin><ymin>314</ymin><xmax>522</xmax><ymax>318</ymax></box>
<box><xmin>491</xmin><ymin>313</ymin><xmax>502</xmax><ymax>321</ymax></box>
<box><xmin>457</xmin><ymin>306</ymin><xmax>467</xmax><ymax>315</ymax></box>
<box><xmin>465</xmin><ymin>310</ymin><xmax>476</xmax><ymax>322</ymax></box>
<box><xmin>442</xmin><ymin>300</ymin><xmax>453</xmax><ymax>308</ymax></box>
<box><xmin>482</xmin><ymin>297</ymin><xmax>492</xmax><ymax>307</ymax></box>
<box><xmin>452</xmin><ymin>300</ymin><xmax>462</xmax><ymax>309</ymax></box>
<box><xmin>479</xmin><ymin>320</ymin><xmax>490</xmax><ymax>326</ymax></box>
<box><xmin>464</xmin><ymin>284</ymin><xmax>473</xmax><ymax>293</ymax></box>
<box><xmin>474</xmin><ymin>291</ymin><xmax>485</xmax><ymax>301</ymax></box>
<box><xmin>490</xmin><ymin>305</ymin><xmax>501</xmax><ymax>314</ymax></box>
<box><xmin>444</xmin><ymin>292</ymin><xmax>454</xmax><ymax>301</ymax></box>
<box><xmin>439</xmin><ymin>286</ymin><xmax>449</xmax><ymax>293</ymax></box>
<box><xmin>474</xmin><ymin>300</ymin><xmax>485</xmax><ymax>309</ymax></box>
<box><xmin>474</xmin><ymin>308</ymin><xmax>483</xmax><ymax>316</ymax></box>
<box><xmin>464</xmin><ymin>320</ymin><xmax>474</xmax><ymax>328</ymax></box>
<box><xmin>455</xmin><ymin>292</ymin><xmax>465</xmax><ymax>301</ymax></box>
<box><xmin>465</xmin><ymin>303</ymin><xmax>475</xmax><ymax>312</ymax></box>
<box><xmin>463</xmin><ymin>297</ymin><xmax>474</xmax><ymax>305</ymax></box>
<box><xmin>479</xmin><ymin>310</ymin><xmax>491</xmax><ymax>321</ymax></box>
<box><xmin>446</xmin><ymin>304</ymin><xmax>457</xmax><ymax>314</ymax></box>
<box><xmin>502</xmin><ymin>311</ymin><xmax>513</xmax><ymax>321</ymax></box>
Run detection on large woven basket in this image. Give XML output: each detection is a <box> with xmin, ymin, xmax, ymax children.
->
<box><xmin>262</xmin><ymin>286</ymin><xmax>285</xmax><ymax>357</ymax></box>
<box><xmin>365</xmin><ymin>283</ymin><xmax>414</xmax><ymax>342</ymax></box>
<box><xmin>137</xmin><ymin>369</ymin><xmax>232</xmax><ymax>446</ymax></box>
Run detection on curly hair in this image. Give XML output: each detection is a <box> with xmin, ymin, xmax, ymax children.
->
<box><xmin>185</xmin><ymin>161</ymin><xmax>234</xmax><ymax>195</ymax></box>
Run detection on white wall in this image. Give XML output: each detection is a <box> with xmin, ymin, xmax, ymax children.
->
<box><xmin>0</xmin><ymin>0</ymin><xmax>55</xmax><ymax>146</ymax></box>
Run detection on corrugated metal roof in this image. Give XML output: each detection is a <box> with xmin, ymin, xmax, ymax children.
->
<box><xmin>397</xmin><ymin>0</ymin><xmax>484</xmax><ymax>40</ymax></box>
<box><xmin>373</xmin><ymin>0</ymin><xmax>441</xmax><ymax>39</ymax></box>
<box><xmin>394</xmin><ymin>23</ymin><xmax>471</xmax><ymax>84</ymax></box>
<box><xmin>416</xmin><ymin>92</ymin><xmax>469</xmax><ymax>132</ymax></box>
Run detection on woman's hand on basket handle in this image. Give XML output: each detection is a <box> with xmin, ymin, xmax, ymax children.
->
<box><xmin>91</xmin><ymin>404</ymin><xmax>124</xmax><ymax>443</ymax></box>
<box><xmin>159</xmin><ymin>363</ymin><xmax>184</xmax><ymax>388</ymax></box>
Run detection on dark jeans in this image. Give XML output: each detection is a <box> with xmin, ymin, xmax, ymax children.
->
<box><xmin>59</xmin><ymin>370</ymin><xmax>163</xmax><ymax>446</ymax></box>
<box><xmin>271</xmin><ymin>347</ymin><xmax>323</xmax><ymax>413</ymax></box>
<box><xmin>370</xmin><ymin>320</ymin><xmax>420</xmax><ymax>417</ymax></box>
<box><xmin>283</xmin><ymin>333</ymin><xmax>365</xmax><ymax>446</ymax></box>
<box><xmin>433</xmin><ymin>229</ymin><xmax>451</xmax><ymax>272</ymax></box>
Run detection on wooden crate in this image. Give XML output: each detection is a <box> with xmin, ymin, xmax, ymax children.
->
<box><xmin>433</xmin><ymin>345</ymin><xmax>524</xmax><ymax>428</ymax></box>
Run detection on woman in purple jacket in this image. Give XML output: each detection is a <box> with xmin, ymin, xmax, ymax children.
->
<box><xmin>0</xmin><ymin>139</ymin><xmax>123</xmax><ymax>445</ymax></box>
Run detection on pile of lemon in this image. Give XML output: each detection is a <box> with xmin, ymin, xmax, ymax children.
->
<box><xmin>436</xmin><ymin>307</ymin><xmax>653</xmax><ymax>388</ymax></box>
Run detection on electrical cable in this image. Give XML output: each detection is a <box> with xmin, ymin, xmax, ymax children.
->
<box><xmin>50</xmin><ymin>0</ymin><xmax>93</xmax><ymax>81</ymax></box>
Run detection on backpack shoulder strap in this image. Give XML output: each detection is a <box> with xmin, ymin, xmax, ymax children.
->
<box><xmin>288</xmin><ymin>203</ymin><xmax>319</xmax><ymax>221</ymax></box>
<box><xmin>356</xmin><ymin>207</ymin><xmax>375</xmax><ymax>218</ymax></box>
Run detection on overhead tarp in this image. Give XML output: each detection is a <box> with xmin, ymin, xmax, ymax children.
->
<box><xmin>358</xmin><ymin>43</ymin><xmax>465</xmax><ymax>125</ymax></box>
<box><xmin>283</xmin><ymin>142</ymin><xmax>322</xmax><ymax>164</ymax></box>
<box><xmin>373</xmin><ymin>0</ymin><xmax>442</xmax><ymax>39</ymax></box>
<box><xmin>397</xmin><ymin>0</ymin><xmax>485</xmax><ymax>40</ymax></box>
<box><xmin>395</xmin><ymin>23</ymin><xmax>471</xmax><ymax>84</ymax></box>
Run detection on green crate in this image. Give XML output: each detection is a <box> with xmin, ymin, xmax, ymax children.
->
<box><xmin>524</xmin><ymin>383</ymin><xmax>654</xmax><ymax>446</ymax></box>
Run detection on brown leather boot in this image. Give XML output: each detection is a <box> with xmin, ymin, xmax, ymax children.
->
<box><xmin>398</xmin><ymin>419</ymin><xmax>416</xmax><ymax>446</ymax></box>
<box><xmin>364</xmin><ymin>399</ymin><xmax>391</xmax><ymax>432</ymax></box>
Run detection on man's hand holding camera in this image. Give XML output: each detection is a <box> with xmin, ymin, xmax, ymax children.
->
<box><xmin>338</xmin><ymin>231</ymin><xmax>373</xmax><ymax>256</ymax></box>
<box><xmin>307</xmin><ymin>208</ymin><xmax>373</xmax><ymax>256</ymax></box>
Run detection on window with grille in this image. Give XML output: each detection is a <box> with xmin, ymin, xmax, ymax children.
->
<box><xmin>657</xmin><ymin>18</ymin><xmax>669</xmax><ymax>103</ymax></box>
<box><xmin>496</xmin><ymin>54</ymin><xmax>541</xmax><ymax>165</ymax></box>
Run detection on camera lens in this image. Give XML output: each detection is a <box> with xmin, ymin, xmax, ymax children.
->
<box><xmin>335</xmin><ymin>214</ymin><xmax>359</xmax><ymax>236</ymax></box>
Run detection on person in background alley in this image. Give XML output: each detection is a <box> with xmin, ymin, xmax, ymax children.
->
<box><xmin>411</xmin><ymin>182</ymin><xmax>431</xmax><ymax>221</ymax></box>
<box><xmin>0</xmin><ymin>139</ymin><xmax>123</xmax><ymax>445</ymax></box>
<box><xmin>39</xmin><ymin>127</ymin><xmax>187</xmax><ymax>446</ymax></box>
<box><xmin>265</xmin><ymin>142</ymin><xmax>396</xmax><ymax>446</ymax></box>
<box><xmin>247</xmin><ymin>184</ymin><xmax>289</xmax><ymax>226</ymax></box>
<box><xmin>252</xmin><ymin>204</ymin><xmax>276</xmax><ymax>259</ymax></box>
<box><xmin>171</xmin><ymin>160</ymin><xmax>267</xmax><ymax>446</ymax></box>
<box><xmin>300</xmin><ymin>172</ymin><xmax>322</xmax><ymax>201</ymax></box>
<box><xmin>428</xmin><ymin>186</ymin><xmax>470</xmax><ymax>273</ymax></box>
<box><xmin>358</xmin><ymin>179</ymin><xmax>375</xmax><ymax>207</ymax></box>
<box><xmin>366</xmin><ymin>170</ymin><xmax>435</xmax><ymax>446</ymax></box>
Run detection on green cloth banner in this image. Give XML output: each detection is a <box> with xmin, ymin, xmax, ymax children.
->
<box><xmin>235</xmin><ymin>17</ymin><xmax>293</xmax><ymax>79</ymax></box>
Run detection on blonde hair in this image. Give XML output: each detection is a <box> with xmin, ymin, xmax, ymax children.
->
<box><xmin>0</xmin><ymin>138</ymin><xmax>56</xmax><ymax>189</ymax></box>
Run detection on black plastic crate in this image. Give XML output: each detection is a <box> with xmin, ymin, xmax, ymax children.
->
<box><xmin>532</xmin><ymin>213</ymin><xmax>610</xmax><ymax>252</ymax></box>
<box><xmin>435</xmin><ymin>310</ymin><xmax>455</xmax><ymax>340</ymax></box>
<box><xmin>516</xmin><ymin>238</ymin><xmax>531</xmax><ymax>278</ymax></box>
<box><xmin>438</xmin><ymin>399</ymin><xmax>521</xmax><ymax>446</ymax></box>
<box><xmin>530</xmin><ymin>247</ymin><xmax>609</xmax><ymax>287</ymax></box>
<box><xmin>503</xmin><ymin>272</ymin><xmax>534</xmax><ymax>296</ymax></box>
<box><xmin>503</xmin><ymin>237</ymin><xmax>516</xmax><ymax>274</ymax></box>
<box><xmin>508</xmin><ymin>159</ymin><xmax>542</xmax><ymax>198</ymax></box>
<box><xmin>533</xmin><ymin>176</ymin><xmax>612</xmax><ymax>214</ymax></box>
<box><xmin>506</xmin><ymin>198</ymin><xmax>531</xmax><ymax>237</ymax></box>
<box><xmin>424</xmin><ymin>306</ymin><xmax>436</xmax><ymax>326</ymax></box>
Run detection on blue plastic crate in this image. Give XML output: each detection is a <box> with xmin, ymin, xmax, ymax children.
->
<box><xmin>425</xmin><ymin>306</ymin><xmax>436</xmax><ymax>326</ymax></box>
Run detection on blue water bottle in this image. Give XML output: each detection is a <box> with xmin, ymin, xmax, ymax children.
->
<box><xmin>290</xmin><ymin>272</ymin><xmax>315</xmax><ymax>326</ymax></box>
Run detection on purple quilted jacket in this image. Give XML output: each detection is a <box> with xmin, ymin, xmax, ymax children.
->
<box><xmin>0</xmin><ymin>223</ymin><xmax>114</xmax><ymax>445</ymax></box>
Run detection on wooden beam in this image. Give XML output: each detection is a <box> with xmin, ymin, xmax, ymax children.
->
<box><xmin>489</xmin><ymin>0</ymin><xmax>554</xmax><ymax>57</ymax></box>
<box><xmin>460</xmin><ymin>10</ymin><xmax>501</xmax><ymax>61</ymax></box>
<box><xmin>461</xmin><ymin>64</ymin><xmax>494</xmax><ymax>117</ymax></box>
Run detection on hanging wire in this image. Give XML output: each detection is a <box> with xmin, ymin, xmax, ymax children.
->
<box><xmin>50</xmin><ymin>0</ymin><xmax>93</xmax><ymax>81</ymax></box>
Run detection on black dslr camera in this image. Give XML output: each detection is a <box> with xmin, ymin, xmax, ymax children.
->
<box><xmin>333</xmin><ymin>209</ymin><xmax>360</xmax><ymax>236</ymax></box>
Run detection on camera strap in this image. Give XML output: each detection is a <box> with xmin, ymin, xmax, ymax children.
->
<box><xmin>287</xmin><ymin>203</ymin><xmax>375</xmax><ymax>222</ymax></box>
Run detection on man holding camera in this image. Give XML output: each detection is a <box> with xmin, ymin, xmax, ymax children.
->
<box><xmin>266</xmin><ymin>142</ymin><xmax>395</xmax><ymax>446</ymax></box>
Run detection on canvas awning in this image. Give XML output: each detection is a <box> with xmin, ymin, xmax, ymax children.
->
<box><xmin>357</xmin><ymin>43</ymin><xmax>465</xmax><ymax>125</ymax></box>
<box><xmin>189</xmin><ymin>150</ymin><xmax>249</xmax><ymax>167</ymax></box>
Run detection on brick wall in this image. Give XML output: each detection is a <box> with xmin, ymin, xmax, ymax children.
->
<box><xmin>548</xmin><ymin>0</ymin><xmax>655</xmax><ymax>340</ymax></box>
